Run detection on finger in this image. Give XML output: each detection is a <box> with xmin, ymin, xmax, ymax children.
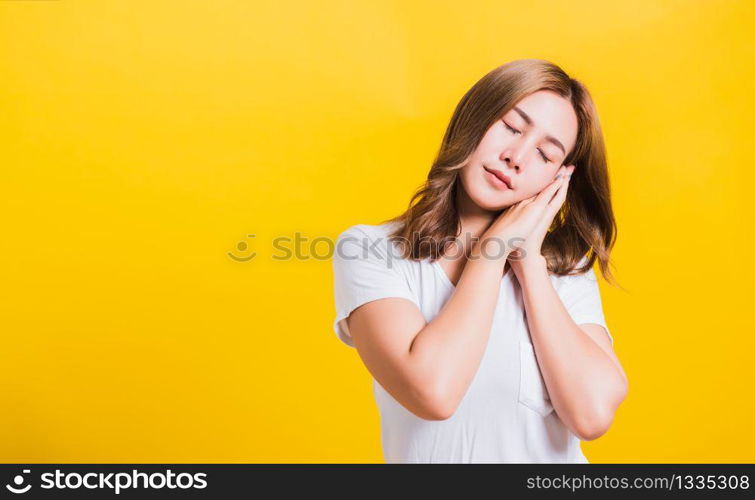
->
<box><xmin>549</xmin><ymin>170</ymin><xmax>572</xmax><ymax>204</ymax></box>
<box><xmin>533</xmin><ymin>172</ymin><xmax>566</xmax><ymax>206</ymax></box>
<box><xmin>545</xmin><ymin>169</ymin><xmax>571</xmax><ymax>216</ymax></box>
<box><xmin>513</xmin><ymin>194</ymin><xmax>536</xmax><ymax>211</ymax></box>
<box><xmin>545</xmin><ymin>164</ymin><xmax>574</xmax><ymax>201</ymax></box>
<box><xmin>554</xmin><ymin>164</ymin><xmax>569</xmax><ymax>179</ymax></box>
<box><xmin>552</xmin><ymin>165</ymin><xmax>573</xmax><ymax>194</ymax></box>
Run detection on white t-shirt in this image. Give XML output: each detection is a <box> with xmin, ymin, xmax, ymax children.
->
<box><xmin>331</xmin><ymin>221</ymin><xmax>614</xmax><ymax>463</ymax></box>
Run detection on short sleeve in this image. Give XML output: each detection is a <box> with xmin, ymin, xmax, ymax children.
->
<box><xmin>331</xmin><ymin>225</ymin><xmax>418</xmax><ymax>348</ymax></box>
<box><xmin>556</xmin><ymin>262</ymin><xmax>614</xmax><ymax>346</ymax></box>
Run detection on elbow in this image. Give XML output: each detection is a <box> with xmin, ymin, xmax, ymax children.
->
<box><xmin>572</xmin><ymin>407</ymin><xmax>614</xmax><ymax>441</ymax></box>
<box><xmin>421</xmin><ymin>393</ymin><xmax>458</xmax><ymax>421</ymax></box>
<box><xmin>420</xmin><ymin>406</ymin><xmax>454</xmax><ymax>422</ymax></box>
<box><xmin>426</xmin><ymin>400</ymin><xmax>457</xmax><ymax>421</ymax></box>
<box><xmin>403</xmin><ymin>360</ymin><xmax>460</xmax><ymax>421</ymax></box>
<box><xmin>416</xmin><ymin>383</ymin><xmax>459</xmax><ymax>421</ymax></box>
<box><xmin>573</xmin><ymin>417</ymin><xmax>610</xmax><ymax>442</ymax></box>
<box><xmin>573</xmin><ymin>386</ymin><xmax>627</xmax><ymax>442</ymax></box>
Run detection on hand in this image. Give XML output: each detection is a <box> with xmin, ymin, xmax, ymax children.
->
<box><xmin>478</xmin><ymin>164</ymin><xmax>573</xmax><ymax>261</ymax></box>
<box><xmin>508</xmin><ymin>164</ymin><xmax>574</xmax><ymax>277</ymax></box>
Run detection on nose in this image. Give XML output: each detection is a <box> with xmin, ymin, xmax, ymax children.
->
<box><xmin>500</xmin><ymin>147</ymin><xmax>524</xmax><ymax>172</ymax></box>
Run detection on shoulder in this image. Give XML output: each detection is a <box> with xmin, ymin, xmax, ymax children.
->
<box><xmin>336</xmin><ymin>221</ymin><xmax>399</xmax><ymax>241</ymax></box>
<box><xmin>332</xmin><ymin>221</ymin><xmax>415</xmax><ymax>286</ymax></box>
<box><xmin>550</xmin><ymin>256</ymin><xmax>599</xmax><ymax>289</ymax></box>
<box><xmin>335</xmin><ymin>221</ymin><xmax>404</xmax><ymax>256</ymax></box>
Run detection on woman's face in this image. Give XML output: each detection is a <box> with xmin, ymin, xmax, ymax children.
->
<box><xmin>458</xmin><ymin>90</ymin><xmax>579</xmax><ymax>211</ymax></box>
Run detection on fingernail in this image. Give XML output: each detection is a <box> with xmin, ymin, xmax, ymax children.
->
<box><xmin>555</xmin><ymin>174</ymin><xmax>562</xmax><ymax>179</ymax></box>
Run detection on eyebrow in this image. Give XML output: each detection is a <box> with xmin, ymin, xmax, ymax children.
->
<box><xmin>512</xmin><ymin>106</ymin><xmax>567</xmax><ymax>155</ymax></box>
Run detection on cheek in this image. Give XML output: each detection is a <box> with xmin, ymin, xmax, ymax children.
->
<box><xmin>458</xmin><ymin>166</ymin><xmax>480</xmax><ymax>197</ymax></box>
<box><xmin>533</xmin><ymin>168</ymin><xmax>559</xmax><ymax>189</ymax></box>
<box><xmin>518</xmin><ymin>171</ymin><xmax>556</xmax><ymax>198</ymax></box>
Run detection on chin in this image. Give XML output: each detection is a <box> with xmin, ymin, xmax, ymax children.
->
<box><xmin>468</xmin><ymin>186</ymin><xmax>517</xmax><ymax>212</ymax></box>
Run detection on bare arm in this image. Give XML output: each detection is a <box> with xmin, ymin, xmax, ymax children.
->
<box><xmin>346</xmin><ymin>239</ymin><xmax>509</xmax><ymax>420</ymax></box>
<box><xmin>516</xmin><ymin>256</ymin><xmax>628</xmax><ymax>440</ymax></box>
<box><xmin>345</xmin><ymin>172</ymin><xmax>569</xmax><ymax>420</ymax></box>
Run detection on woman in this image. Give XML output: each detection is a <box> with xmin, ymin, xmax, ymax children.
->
<box><xmin>331</xmin><ymin>59</ymin><xmax>628</xmax><ymax>463</ymax></box>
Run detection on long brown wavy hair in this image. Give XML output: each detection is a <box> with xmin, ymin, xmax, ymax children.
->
<box><xmin>381</xmin><ymin>59</ymin><xmax>617</xmax><ymax>284</ymax></box>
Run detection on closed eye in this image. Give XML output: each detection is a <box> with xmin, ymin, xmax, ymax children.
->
<box><xmin>503</xmin><ymin>120</ymin><xmax>552</xmax><ymax>163</ymax></box>
<box><xmin>503</xmin><ymin>120</ymin><xmax>521</xmax><ymax>135</ymax></box>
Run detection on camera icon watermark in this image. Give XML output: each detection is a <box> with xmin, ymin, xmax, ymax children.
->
<box><xmin>6</xmin><ymin>469</ymin><xmax>32</xmax><ymax>494</ymax></box>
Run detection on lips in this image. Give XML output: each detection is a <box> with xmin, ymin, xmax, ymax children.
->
<box><xmin>483</xmin><ymin>166</ymin><xmax>513</xmax><ymax>189</ymax></box>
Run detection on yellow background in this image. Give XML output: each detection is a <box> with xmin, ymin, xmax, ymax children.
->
<box><xmin>1</xmin><ymin>0</ymin><xmax>753</xmax><ymax>463</ymax></box>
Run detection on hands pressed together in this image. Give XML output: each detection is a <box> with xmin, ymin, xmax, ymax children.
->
<box><xmin>480</xmin><ymin>164</ymin><xmax>576</xmax><ymax>280</ymax></box>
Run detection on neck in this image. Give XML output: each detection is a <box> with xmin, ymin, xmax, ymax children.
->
<box><xmin>453</xmin><ymin>183</ymin><xmax>500</xmax><ymax>256</ymax></box>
